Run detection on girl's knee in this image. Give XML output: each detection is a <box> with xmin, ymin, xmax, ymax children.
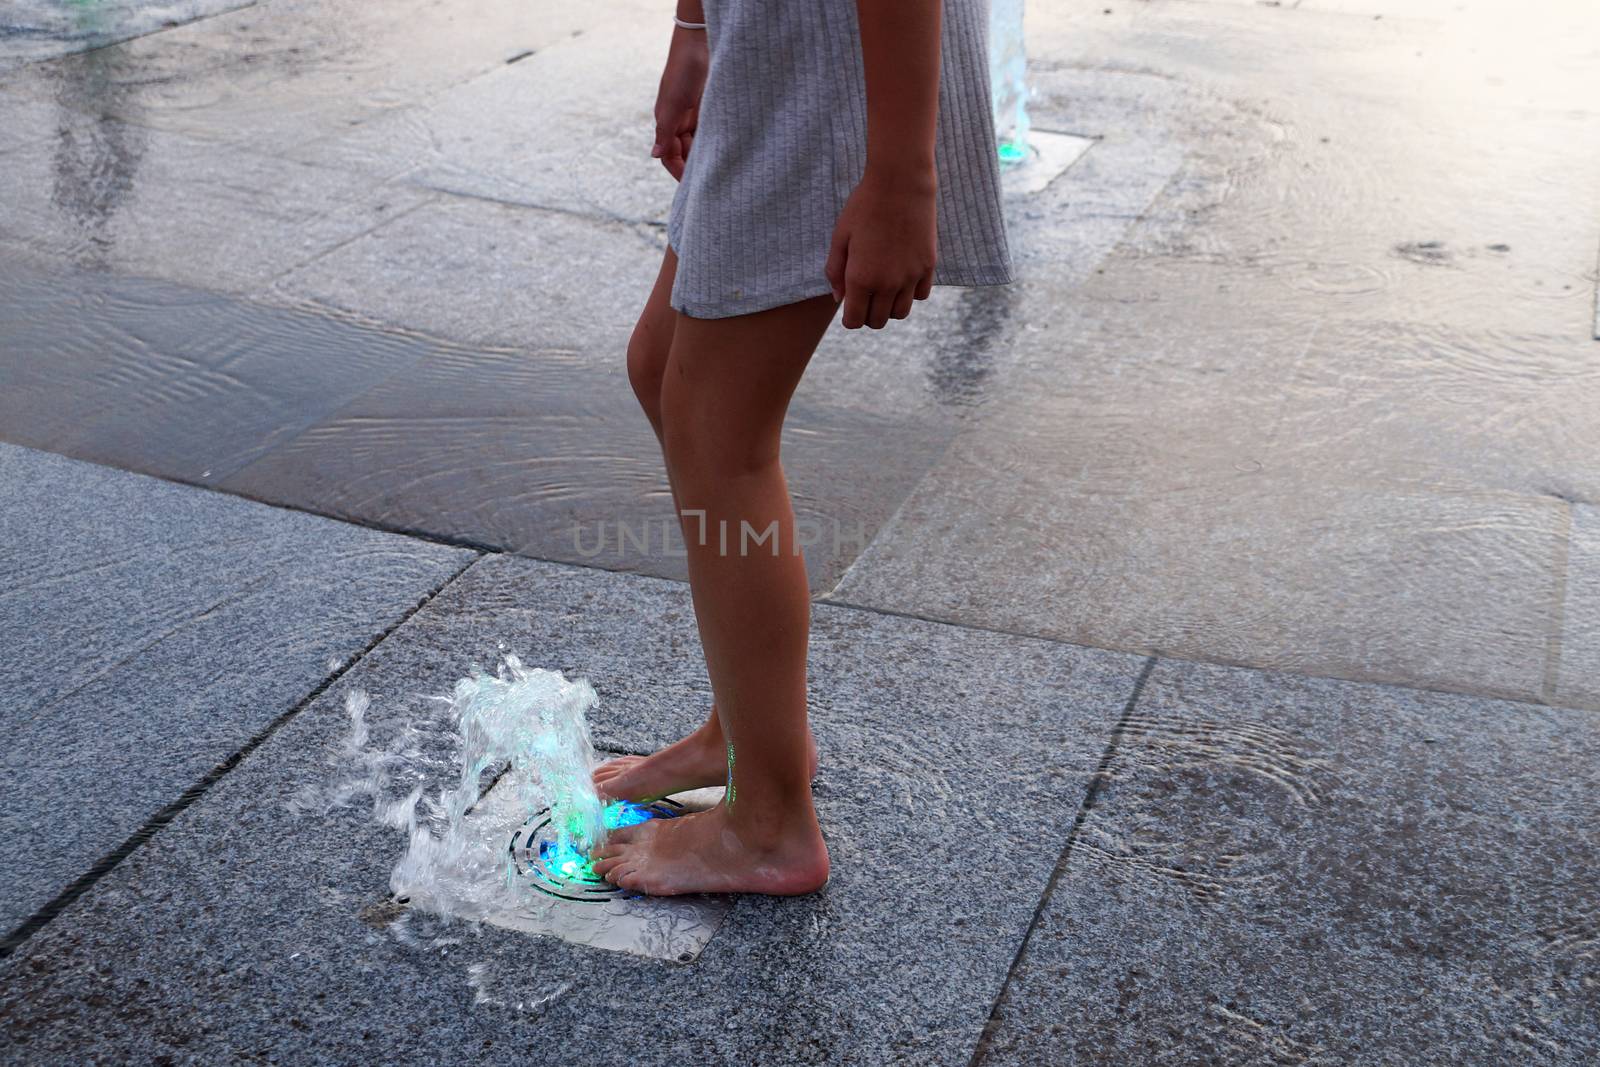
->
<box><xmin>660</xmin><ymin>394</ymin><xmax>779</xmax><ymax>481</ymax></box>
<box><xmin>626</xmin><ymin>324</ymin><xmax>670</xmax><ymax>419</ymax></box>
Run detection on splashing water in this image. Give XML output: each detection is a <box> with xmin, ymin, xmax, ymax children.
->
<box><xmin>289</xmin><ymin>652</ymin><xmax>737</xmax><ymax>967</ymax></box>
<box><xmin>293</xmin><ymin>652</ymin><xmax>660</xmax><ymax>924</ymax></box>
<box><xmin>387</xmin><ymin>653</ymin><xmax>618</xmax><ymax>919</ymax></box>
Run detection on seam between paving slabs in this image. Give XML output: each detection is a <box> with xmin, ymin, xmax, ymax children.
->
<box><xmin>967</xmin><ymin>653</ymin><xmax>1159</xmax><ymax>1067</ymax></box>
<box><xmin>1540</xmin><ymin>499</ymin><xmax>1574</xmax><ymax>704</ymax></box>
<box><xmin>0</xmin><ymin>550</ymin><xmax>487</xmax><ymax>960</ymax></box>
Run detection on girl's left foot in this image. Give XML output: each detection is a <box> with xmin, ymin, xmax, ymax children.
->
<box><xmin>592</xmin><ymin>718</ymin><xmax>727</xmax><ymax>802</ymax></box>
<box><xmin>593</xmin><ymin>717</ymin><xmax>821</xmax><ymax>803</ymax></box>
<box><xmin>591</xmin><ymin>802</ymin><xmax>829</xmax><ymax>896</ymax></box>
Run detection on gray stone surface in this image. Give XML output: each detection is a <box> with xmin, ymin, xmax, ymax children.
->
<box><xmin>0</xmin><ymin>551</ymin><xmax>1146</xmax><ymax>1064</ymax></box>
<box><xmin>0</xmin><ymin>116</ymin><xmax>430</xmax><ymax>294</ymax></box>
<box><xmin>826</xmin><ymin>292</ymin><xmax>1579</xmax><ymax>705</ymax></box>
<box><xmin>280</xmin><ymin>17</ymin><xmax>673</xmax><ymax>223</ymax></box>
<box><xmin>1033</xmin><ymin>1</ymin><xmax>1600</xmax><ymax>342</ymax></box>
<box><xmin>266</xmin><ymin>191</ymin><xmax>663</xmax><ymax>350</ymax></box>
<box><xmin>216</xmin><ymin>346</ymin><xmax>955</xmax><ymax>593</ymax></box>
<box><xmin>977</xmin><ymin>658</ymin><xmax>1600</xmax><ymax>1065</ymax></box>
<box><xmin>0</xmin><ymin>0</ymin><xmax>623</xmax><ymax>154</ymax></box>
<box><xmin>0</xmin><ymin>83</ymin><xmax>49</xmax><ymax>154</ymax></box>
<box><xmin>1555</xmin><ymin>503</ymin><xmax>1600</xmax><ymax>709</ymax></box>
<box><xmin>821</xmin><ymin>17</ymin><xmax>1599</xmax><ymax>708</ymax></box>
<box><xmin>0</xmin><ymin>256</ymin><xmax>481</xmax><ymax>485</ymax></box>
<box><xmin>0</xmin><ymin>443</ymin><xmax>476</xmax><ymax>936</ymax></box>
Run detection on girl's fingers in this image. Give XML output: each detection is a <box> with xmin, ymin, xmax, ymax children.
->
<box><xmin>865</xmin><ymin>291</ymin><xmax>891</xmax><ymax>330</ymax></box>
<box><xmin>890</xmin><ymin>287</ymin><xmax>915</xmax><ymax>320</ymax></box>
<box><xmin>841</xmin><ymin>284</ymin><xmax>871</xmax><ymax>329</ymax></box>
<box><xmin>914</xmin><ymin>269</ymin><xmax>934</xmax><ymax>301</ymax></box>
<box><xmin>660</xmin><ymin>143</ymin><xmax>683</xmax><ymax>180</ymax></box>
<box><xmin>653</xmin><ymin>118</ymin><xmax>696</xmax><ymax>178</ymax></box>
<box><xmin>824</xmin><ymin>230</ymin><xmax>849</xmax><ymax>303</ymax></box>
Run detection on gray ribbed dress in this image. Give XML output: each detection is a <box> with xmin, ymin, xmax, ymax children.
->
<box><xmin>665</xmin><ymin>0</ymin><xmax>1015</xmax><ymax>319</ymax></box>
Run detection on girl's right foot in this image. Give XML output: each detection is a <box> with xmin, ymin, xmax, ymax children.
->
<box><xmin>593</xmin><ymin>710</ymin><xmax>819</xmax><ymax>802</ymax></box>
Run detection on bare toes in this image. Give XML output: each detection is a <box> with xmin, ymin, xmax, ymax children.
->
<box><xmin>593</xmin><ymin>757</ymin><xmax>639</xmax><ymax>780</ymax></box>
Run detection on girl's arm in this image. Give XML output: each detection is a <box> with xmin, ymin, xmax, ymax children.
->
<box><xmin>652</xmin><ymin>1</ymin><xmax>710</xmax><ymax>181</ymax></box>
<box><xmin>825</xmin><ymin>0</ymin><xmax>942</xmax><ymax>330</ymax></box>
<box><xmin>859</xmin><ymin>0</ymin><xmax>941</xmax><ymax>179</ymax></box>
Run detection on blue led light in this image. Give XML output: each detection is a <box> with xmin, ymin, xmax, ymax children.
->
<box><xmin>536</xmin><ymin>801</ymin><xmax>661</xmax><ymax>884</ymax></box>
<box><xmin>539</xmin><ymin>836</ymin><xmax>599</xmax><ymax>881</ymax></box>
<box><xmin>602</xmin><ymin>800</ymin><xmax>654</xmax><ymax>830</ymax></box>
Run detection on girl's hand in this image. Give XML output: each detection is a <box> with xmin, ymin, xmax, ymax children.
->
<box><xmin>653</xmin><ymin>28</ymin><xmax>709</xmax><ymax>181</ymax></box>
<box><xmin>824</xmin><ymin>165</ymin><xmax>938</xmax><ymax>329</ymax></box>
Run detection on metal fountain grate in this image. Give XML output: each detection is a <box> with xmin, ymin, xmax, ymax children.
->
<box><xmin>509</xmin><ymin>796</ymin><xmax>688</xmax><ymax>904</ymax></box>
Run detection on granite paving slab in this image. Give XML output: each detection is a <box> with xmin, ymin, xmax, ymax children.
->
<box><xmin>0</xmin><ymin>82</ymin><xmax>49</xmax><ymax>154</ymax></box>
<box><xmin>0</xmin><ymin>443</ymin><xmax>476</xmax><ymax>939</ymax></box>
<box><xmin>1036</xmin><ymin>0</ymin><xmax>1600</xmax><ymax>341</ymax></box>
<box><xmin>0</xmin><ymin>0</ymin><xmax>630</xmax><ymax>155</ymax></box>
<box><xmin>0</xmin><ymin>113</ymin><xmax>430</xmax><ymax>293</ymax></box>
<box><xmin>826</xmin><ymin>280</ymin><xmax>1580</xmax><ymax>706</ymax></box>
<box><xmin>0</xmin><ymin>551</ymin><xmax>1146</xmax><ymax>1064</ymax></box>
<box><xmin>266</xmin><ymin>191</ymin><xmax>663</xmax><ymax>350</ymax></box>
<box><xmin>279</xmin><ymin>17</ymin><xmax>674</xmax><ymax>224</ymax></box>
<box><xmin>975</xmin><ymin>657</ymin><xmax>1600</xmax><ymax>1065</ymax></box>
<box><xmin>216</xmin><ymin>343</ymin><xmax>954</xmax><ymax>593</ymax></box>
<box><xmin>0</xmin><ymin>254</ymin><xmax>492</xmax><ymax>485</ymax></box>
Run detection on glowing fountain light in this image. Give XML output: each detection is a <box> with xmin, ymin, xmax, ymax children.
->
<box><xmin>534</xmin><ymin>800</ymin><xmax>662</xmax><ymax>884</ymax></box>
<box><xmin>603</xmin><ymin>799</ymin><xmax>656</xmax><ymax>830</ymax></box>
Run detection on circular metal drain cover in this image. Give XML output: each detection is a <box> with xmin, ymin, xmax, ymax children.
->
<box><xmin>508</xmin><ymin>799</ymin><xmax>686</xmax><ymax>903</ymax></box>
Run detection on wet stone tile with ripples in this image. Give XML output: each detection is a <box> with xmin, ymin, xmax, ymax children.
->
<box><xmin>0</xmin><ymin>552</ymin><xmax>1145</xmax><ymax>1064</ymax></box>
<box><xmin>978</xmin><ymin>657</ymin><xmax>1600</xmax><ymax>1065</ymax></box>
<box><xmin>0</xmin><ymin>258</ymin><xmax>465</xmax><ymax>484</ymax></box>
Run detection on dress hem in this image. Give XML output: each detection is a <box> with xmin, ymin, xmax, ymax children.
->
<box><xmin>669</xmin><ymin>264</ymin><xmax>1017</xmax><ymax>320</ymax></box>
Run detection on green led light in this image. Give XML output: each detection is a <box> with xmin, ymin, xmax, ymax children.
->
<box><xmin>998</xmin><ymin>140</ymin><xmax>1028</xmax><ymax>165</ymax></box>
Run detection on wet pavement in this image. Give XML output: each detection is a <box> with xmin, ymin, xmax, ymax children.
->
<box><xmin>3</xmin><ymin>0</ymin><xmax>1599</xmax><ymax>1062</ymax></box>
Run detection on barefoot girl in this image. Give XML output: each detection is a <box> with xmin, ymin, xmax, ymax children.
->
<box><xmin>591</xmin><ymin>0</ymin><xmax>1014</xmax><ymax>895</ymax></box>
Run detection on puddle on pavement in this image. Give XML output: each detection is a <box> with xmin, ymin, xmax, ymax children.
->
<box><xmin>0</xmin><ymin>252</ymin><xmax>978</xmax><ymax>590</ymax></box>
<box><xmin>3</xmin><ymin>0</ymin><xmax>1596</xmax><ymax>699</ymax></box>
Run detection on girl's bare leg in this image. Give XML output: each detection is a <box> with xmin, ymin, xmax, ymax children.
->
<box><xmin>592</xmin><ymin>289</ymin><xmax>838</xmax><ymax>895</ymax></box>
<box><xmin>594</xmin><ymin>245</ymin><xmax>817</xmax><ymax>804</ymax></box>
